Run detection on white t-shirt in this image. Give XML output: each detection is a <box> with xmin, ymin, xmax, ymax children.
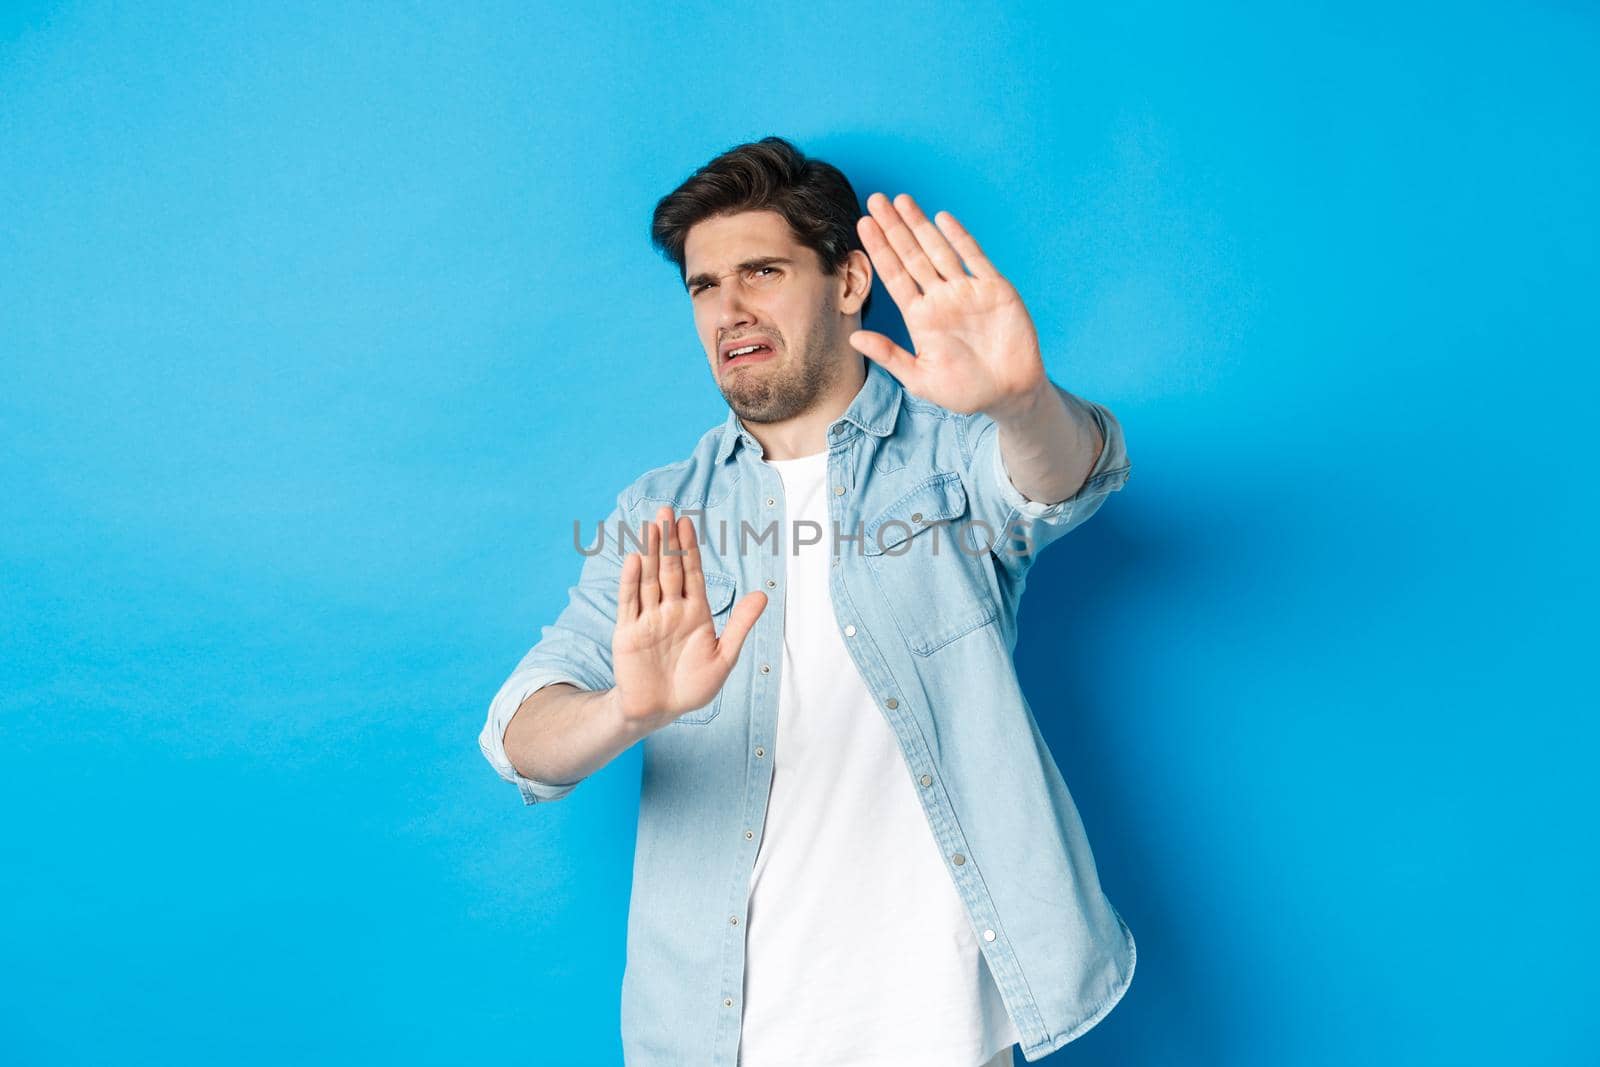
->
<box><xmin>737</xmin><ymin>450</ymin><xmax>1021</xmax><ymax>1067</ymax></box>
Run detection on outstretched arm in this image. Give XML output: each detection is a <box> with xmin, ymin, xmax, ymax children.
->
<box><xmin>988</xmin><ymin>379</ymin><xmax>1104</xmax><ymax>506</ymax></box>
<box><xmin>850</xmin><ymin>190</ymin><xmax>1103</xmax><ymax>504</ymax></box>
<box><xmin>497</xmin><ymin>504</ymin><xmax>766</xmax><ymax>795</ymax></box>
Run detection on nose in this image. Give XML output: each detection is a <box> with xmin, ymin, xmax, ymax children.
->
<box><xmin>714</xmin><ymin>281</ymin><xmax>757</xmax><ymax>334</ymax></box>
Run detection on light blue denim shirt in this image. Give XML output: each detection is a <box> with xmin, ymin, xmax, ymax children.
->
<box><xmin>479</xmin><ymin>361</ymin><xmax>1136</xmax><ymax>1063</ymax></box>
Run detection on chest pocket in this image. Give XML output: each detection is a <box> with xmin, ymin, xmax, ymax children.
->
<box><xmin>670</xmin><ymin>571</ymin><xmax>737</xmax><ymax>725</ymax></box>
<box><xmin>862</xmin><ymin>471</ymin><xmax>998</xmax><ymax>655</ymax></box>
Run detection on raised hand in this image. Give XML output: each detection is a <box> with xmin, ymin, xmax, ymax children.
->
<box><xmin>612</xmin><ymin>504</ymin><xmax>767</xmax><ymax>731</ymax></box>
<box><xmin>851</xmin><ymin>191</ymin><xmax>1050</xmax><ymax>420</ymax></box>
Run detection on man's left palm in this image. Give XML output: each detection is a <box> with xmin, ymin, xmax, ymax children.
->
<box><xmin>850</xmin><ymin>191</ymin><xmax>1048</xmax><ymax>419</ymax></box>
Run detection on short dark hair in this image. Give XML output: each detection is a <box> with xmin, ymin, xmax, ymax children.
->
<box><xmin>649</xmin><ymin>136</ymin><xmax>872</xmax><ymax>321</ymax></box>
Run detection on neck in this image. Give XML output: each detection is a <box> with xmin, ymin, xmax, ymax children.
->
<box><xmin>744</xmin><ymin>355</ymin><xmax>868</xmax><ymax>461</ymax></box>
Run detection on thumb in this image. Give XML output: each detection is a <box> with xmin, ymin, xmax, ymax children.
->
<box><xmin>716</xmin><ymin>590</ymin><xmax>768</xmax><ymax>667</ymax></box>
<box><xmin>849</xmin><ymin>330</ymin><xmax>920</xmax><ymax>386</ymax></box>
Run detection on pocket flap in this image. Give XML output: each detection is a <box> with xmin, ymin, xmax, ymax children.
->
<box><xmin>864</xmin><ymin>472</ymin><xmax>969</xmax><ymax>555</ymax></box>
<box><xmin>701</xmin><ymin>571</ymin><xmax>736</xmax><ymax>615</ymax></box>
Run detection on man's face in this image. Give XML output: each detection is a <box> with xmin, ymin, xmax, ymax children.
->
<box><xmin>683</xmin><ymin>210</ymin><xmax>853</xmax><ymax>424</ymax></box>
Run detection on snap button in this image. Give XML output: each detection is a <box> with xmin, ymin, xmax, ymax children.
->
<box><xmin>910</xmin><ymin>511</ymin><xmax>923</xmax><ymax>522</ymax></box>
<box><xmin>885</xmin><ymin>697</ymin><xmax>898</xmax><ymax>709</ymax></box>
<box><xmin>760</xmin><ymin>663</ymin><xmax>771</xmax><ymax>674</ymax></box>
<box><xmin>983</xmin><ymin>929</ymin><xmax>995</xmax><ymax>942</ymax></box>
<box><xmin>843</xmin><ymin>624</ymin><xmax>857</xmax><ymax>637</ymax></box>
<box><xmin>833</xmin><ymin>485</ymin><xmax>845</xmax><ymax>496</ymax></box>
<box><xmin>724</xmin><ymin>997</ymin><xmax>734</xmax><ymax>1007</ymax></box>
<box><xmin>765</xmin><ymin>578</ymin><xmax>776</xmax><ymax>589</ymax></box>
<box><xmin>952</xmin><ymin>853</ymin><xmax>965</xmax><ymax>865</ymax></box>
<box><xmin>729</xmin><ymin>915</ymin><xmax>739</xmax><ymax>925</ymax></box>
<box><xmin>765</xmin><ymin>497</ymin><xmax>775</xmax><ymax>507</ymax></box>
<box><xmin>755</xmin><ymin>747</ymin><xmax>765</xmax><ymax>758</ymax></box>
<box><xmin>745</xmin><ymin>830</ymin><xmax>754</xmax><ymax>840</ymax></box>
<box><xmin>920</xmin><ymin>774</ymin><xmax>932</xmax><ymax>787</ymax></box>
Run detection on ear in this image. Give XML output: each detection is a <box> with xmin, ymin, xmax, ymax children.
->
<box><xmin>838</xmin><ymin>248</ymin><xmax>872</xmax><ymax>317</ymax></box>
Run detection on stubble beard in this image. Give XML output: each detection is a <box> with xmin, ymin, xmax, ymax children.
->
<box><xmin>716</xmin><ymin>313</ymin><xmax>840</xmax><ymax>425</ymax></box>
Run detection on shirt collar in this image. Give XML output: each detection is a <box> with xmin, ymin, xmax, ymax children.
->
<box><xmin>713</xmin><ymin>360</ymin><xmax>903</xmax><ymax>464</ymax></box>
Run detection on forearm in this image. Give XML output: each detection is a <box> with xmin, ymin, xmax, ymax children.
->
<box><xmin>503</xmin><ymin>683</ymin><xmax>649</xmax><ymax>787</ymax></box>
<box><xmin>992</xmin><ymin>381</ymin><xmax>1104</xmax><ymax>506</ymax></box>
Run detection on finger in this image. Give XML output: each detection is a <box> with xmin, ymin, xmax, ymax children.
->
<box><xmin>857</xmin><ymin>214</ymin><xmax>921</xmax><ymax>312</ymax></box>
<box><xmin>617</xmin><ymin>551</ymin><xmax>641</xmax><ymax>625</ymax></box>
<box><xmin>893</xmin><ymin>193</ymin><xmax>966</xmax><ymax>281</ymax></box>
<box><xmin>716</xmin><ymin>591</ymin><xmax>769</xmax><ymax>667</ymax></box>
<box><xmin>868</xmin><ymin>191</ymin><xmax>946</xmax><ymax>291</ymax></box>
<box><xmin>678</xmin><ymin>515</ymin><xmax>707</xmax><ymax>608</ymax></box>
<box><xmin>850</xmin><ymin>330</ymin><xmax>923</xmax><ymax>391</ymax></box>
<box><xmin>931</xmin><ymin>208</ymin><xmax>999</xmax><ymax>279</ymax></box>
<box><xmin>658</xmin><ymin>504</ymin><xmax>684</xmax><ymax>599</ymax></box>
<box><xmin>639</xmin><ymin>512</ymin><xmax>661</xmax><ymax>611</ymax></box>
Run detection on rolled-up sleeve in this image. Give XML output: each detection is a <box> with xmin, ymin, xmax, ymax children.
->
<box><xmin>477</xmin><ymin>493</ymin><xmax>631</xmax><ymax>806</ymax></box>
<box><xmin>965</xmin><ymin>385</ymin><xmax>1132</xmax><ymax>576</ymax></box>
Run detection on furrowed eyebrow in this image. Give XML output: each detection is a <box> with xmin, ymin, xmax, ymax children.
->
<box><xmin>684</xmin><ymin>256</ymin><xmax>794</xmax><ymax>292</ymax></box>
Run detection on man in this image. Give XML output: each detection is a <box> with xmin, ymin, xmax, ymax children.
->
<box><xmin>479</xmin><ymin>136</ymin><xmax>1135</xmax><ymax>1066</ymax></box>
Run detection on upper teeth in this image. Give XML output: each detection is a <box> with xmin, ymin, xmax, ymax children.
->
<box><xmin>729</xmin><ymin>344</ymin><xmax>762</xmax><ymax>357</ymax></box>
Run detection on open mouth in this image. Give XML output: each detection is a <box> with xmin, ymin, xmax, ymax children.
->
<box><xmin>723</xmin><ymin>342</ymin><xmax>775</xmax><ymax>369</ymax></box>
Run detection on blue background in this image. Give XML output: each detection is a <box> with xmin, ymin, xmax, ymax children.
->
<box><xmin>2</xmin><ymin>2</ymin><xmax>1594</xmax><ymax>1064</ymax></box>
